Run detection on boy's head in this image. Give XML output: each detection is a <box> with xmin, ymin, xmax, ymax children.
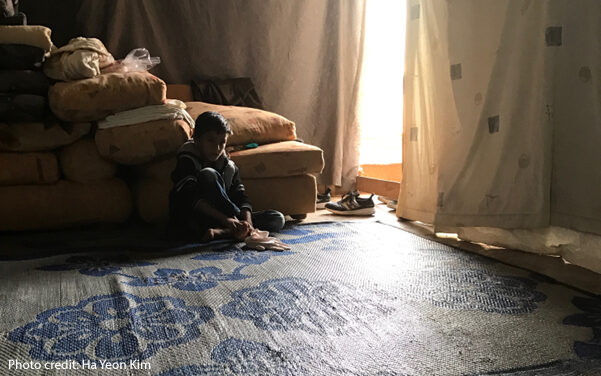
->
<box><xmin>193</xmin><ymin>111</ymin><xmax>232</xmax><ymax>162</ymax></box>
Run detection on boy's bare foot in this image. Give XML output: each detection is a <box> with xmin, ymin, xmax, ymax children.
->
<box><xmin>201</xmin><ymin>228</ymin><xmax>215</xmax><ymax>242</ymax></box>
<box><xmin>201</xmin><ymin>227</ymin><xmax>232</xmax><ymax>242</ymax></box>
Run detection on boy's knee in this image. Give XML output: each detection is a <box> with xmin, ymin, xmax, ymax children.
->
<box><xmin>197</xmin><ymin>168</ymin><xmax>219</xmax><ymax>183</ymax></box>
<box><xmin>265</xmin><ymin>210</ymin><xmax>285</xmax><ymax>232</ymax></box>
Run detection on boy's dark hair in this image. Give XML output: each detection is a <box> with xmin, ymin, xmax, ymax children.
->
<box><xmin>193</xmin><ymin>111</ymin><xmax>232</xmax><ymax>138</ymax></box>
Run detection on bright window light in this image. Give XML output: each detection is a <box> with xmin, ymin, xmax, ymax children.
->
<box><xmin>359</xmin><ymin>0</ymin><xmax>406</xmax><ymax>165</ymax></box>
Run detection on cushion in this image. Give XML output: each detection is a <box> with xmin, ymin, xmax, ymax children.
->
<box><xmin>0</xmin><ymin>70</ymin><xmax>49</xmax><ymax>95</ymax></box>
<box><xmin>0</xmin><ymin>25</ymin><xmax>53</xmax><ymax>52</ymax></box>
<box><xmin>95</xmin><ymin>119</ymin><xmax>192</xmax><ymax>165</ymax></box>
<box><xmin>0</xmin><ymin>121</ymin><xmax>91</xmax><ymax>152</ymax></box>
<box><xmin>229</xmin><ymin>141</ymin><xmax>324</xmax><ymax>179</ymax></box>
<box><xmin>48</xmin><ymin>72</ymin><xmax>166</xmax><ymax>122</ymax></box>
<box><xmin>0</xmin><ymin>152</ymin><xmax>59</xmax><ymax>185</ymax></box>
<box><xmin>0</xmin><ymin>44</ymin><xmax>45</xmax><ymax>70</ymax></box>
<box><xmin>185</xmin><ymin>101</ymin><xmax>296</xmax><ymax>146</ymax></box>
<box><xmin>243</xmin><ymin>174</ymin><xmax>317</xmax><ymax>215</ymax></box>
<box><xmin>133</xmin><ymin>154</ymin><xmax>176</xmax><ymax>179</ymax></box>
<box><xmin>59</xmin><ymin>138</ymin><xmax>117</xmax><ymax>183</ymax></box>
<box><xmin>0</xmin><ymin>93</ymin><xmax>47</xmax><ymax>122</ymax></box>
<box><xmin>0</xmin><ymin>179</ymin><xmax>132</xmax><ymax>231</ymax></box>
<box><xmin>133</xmin><ymin>178</ymin><xmax>172</xmax><ymax>224</ymax></box>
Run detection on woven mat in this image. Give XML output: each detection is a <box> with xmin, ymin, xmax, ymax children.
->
<box><xmin>1</xmin><ymin>221</ymin><xmax>600</xmax><ymax>375</ymax></box>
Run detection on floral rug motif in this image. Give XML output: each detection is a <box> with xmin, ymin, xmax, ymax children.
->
<box><xmin>0</xmin><ymin>221</ymin><xmax>600</xmax><ymax>375</ymax></box>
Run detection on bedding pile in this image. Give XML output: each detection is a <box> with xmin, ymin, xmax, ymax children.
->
<box><xmin>0</xmin><ymin>28</ymin><xmax>131</xmax><ymax>231</ymax></box>
<box><xmin>0</xmin><ymin>25</ymin><xmax>320</xmax><ymax>231</ymax></box>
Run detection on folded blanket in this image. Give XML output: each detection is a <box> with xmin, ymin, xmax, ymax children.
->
<box><xmin>0</xmin><ymin>121</ymin><xmax>91</xmax><ymax>151</ymax></box>
<box><xmin>0</xmin><ymin>70</ymin><xmax>49</xmax><ymax>95</ymax></box>
<box><xmin>0</xmin><ymin>93</ymin><xmax>46</xmax><ymax>122</ymax></box>
<box><xmin>98</xmin><ymin>99</ymin><xmax>194</xmax><ymax>129</ymax></box>
<box><xmin>0</xmin><ymin>44</ymin><xmax>45</xmax><ymax>70</ymax></box>
<box><xmin>48</xmin><ymin>72</ymin><xmax>166</xmax><ymax>122</ymax></box>
<box><xmin>44</xmin><ymin>37</ymin><xmax>115</xmax><ymax>81</ymax></box>
<box><xmin>0</xmin><ymin>25</ymin><xmax>53</xmax><ymax>52</ymax></box>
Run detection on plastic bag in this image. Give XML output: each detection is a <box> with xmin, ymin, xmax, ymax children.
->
<box><xmin>101</xmin><ymin>48</ymin><xmax>160</xmax><ymax>74</ymax></box>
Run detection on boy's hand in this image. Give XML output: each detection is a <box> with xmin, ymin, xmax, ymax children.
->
<box><xmin>225</xmin><ymin>217</ymin><xmax>251</xmax><ymax>240</ymax></box>
<box><xmin>240</xmin><ymin>208</ymin><xmax>253</xmax><ymax>228</ymax></box>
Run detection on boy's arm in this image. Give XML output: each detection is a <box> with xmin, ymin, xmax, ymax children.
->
<box><xmin>228</xmin><ymin>166</ymin><xmax>253</xmax><ymax>225</ymax></box>
<box><xmin>171</xmin><ymin>156</ymin><xmax>202</xmax><ymax>215</ymax></box>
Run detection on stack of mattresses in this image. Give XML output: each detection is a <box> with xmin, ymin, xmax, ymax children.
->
<box><xmin>131</xmin><ymin>98</ymin><xmax>324</xmax><ymax>224</ymax></box>
<box><xmin>0</xmin><ymin>31</ymin><xmax>172</xmax><ymax>231</ymax></box>
<box><xmin>0</xmin><ymin>25</ymin><xmax>120</xmax><ymax>231</ymax></box>
<box><xmin>42</xmin><ymin>70</ymin><xmax>171</xmax><ymax>230</ymax></box>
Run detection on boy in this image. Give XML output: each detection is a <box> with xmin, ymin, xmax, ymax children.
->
<box><xmin>169</xmin><ymin>111</ymin><xmax>285</xmax><ymax>241</ymax></box>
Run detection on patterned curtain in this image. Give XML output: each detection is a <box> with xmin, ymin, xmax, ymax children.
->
<box><xmin>398</xmin><ymin>0</ymin><xmax>601</xmax><ymax>273</ymax></box>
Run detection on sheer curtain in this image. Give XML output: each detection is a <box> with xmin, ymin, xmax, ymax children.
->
<box><xmin>398</xmin><ymin>0</ymin><xmax>601</xmax><ymax>274</ymax></box>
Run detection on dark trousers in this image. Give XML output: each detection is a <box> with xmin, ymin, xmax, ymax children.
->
<box><xmin>170</xmin><ymin>167</ymin><xmax>285</xmax><ymax>238</ymax></box>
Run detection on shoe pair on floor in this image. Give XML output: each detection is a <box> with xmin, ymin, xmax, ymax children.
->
<box><xmin>317</xmin><ymin>188</ymin><xmax>375</xmax><ymax>216</ymax></box>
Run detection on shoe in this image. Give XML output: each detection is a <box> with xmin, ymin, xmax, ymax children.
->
<box><xmin>325</xmin><ymin>191</ymin><xmax>375</xmax><ymax>216</ymax></box>
<box><xmin>316</xmin><ymin>188</ymin><xmax>331</xmax><ymax>209</ymax></box>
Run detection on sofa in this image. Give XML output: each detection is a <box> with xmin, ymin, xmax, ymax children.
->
<box><xmin>0</xmin><ymin>77</ymin><xmax>323</xmax><ymax>231</ymax></box>
<box><xmin>133</xmin><ymin>84</ymin><xmax>324</xmax><ymax>223</ymax></box>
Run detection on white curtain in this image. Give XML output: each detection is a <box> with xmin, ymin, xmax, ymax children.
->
<box><xmin>398</xmin><ymin>0</ymin><xmax>601</xmax><ymax>273</ymax></box>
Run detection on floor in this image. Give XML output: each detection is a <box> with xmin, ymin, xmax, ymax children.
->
<box><xmin>1</xmin><ymin>195</ymin><xmax>599</xmax><ymax>295</ymax></box>
<box><xmin>307</xmin><ymin>195</ymin><xmax>601</xmax><ymax>296</ymax></box>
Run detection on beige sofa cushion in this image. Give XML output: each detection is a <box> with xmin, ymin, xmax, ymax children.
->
<box><xmin>185</xmin><ymin>101</ymin><xmax>296</xmax><ymax>146</ymax></box>
<box><xmin>0</xmin><ymin>152</ymin><xmax>59</xmax><ymax>185</ymax></box>
<box><xmin>243</xmin><ymin>174</ymin><xmax>316</xmax><ymax>215</ymax></box>
<box><xmin>230</xmin><ymin>141</ymin><xmax>324</xmax><ymax>179</ymax></box>
<box><xmin>0</xmin><ymin>179</ymin><xmax>132</xmax><ymax>231</ymax></box>
<box><xmin>59</xmin><ymin>138</ymin><xmax>117</xmax><ymax>183</ymax></box>
<box><xmin>48</xmin><ymin>72</ymin><xmax>166</xmax><ymax>122</ymax></box>
<box><xmin>95</xmin><ymin>119</ymin><xmax>192</xmax><ymax>165</ymax></box>
<box><xmin>0</xmin><ymin>121</ymin><xmax>91</xmax><ymax>151</ymax></box>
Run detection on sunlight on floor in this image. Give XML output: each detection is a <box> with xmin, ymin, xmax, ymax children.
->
<box><xmin>359</xmin><ymin>0</ymin><xmax>406</xmax><ymax>165</ymax></box>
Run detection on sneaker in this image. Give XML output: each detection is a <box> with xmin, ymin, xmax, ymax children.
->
<box><xmin>316</xmin><ymin>188</ymin><xmax>331</xmax><ymax>209</ymax></box>
<box><xmin>325</xmin><ymin>191</ymin><xmax>375</xmax><ymax>216</ymax></box>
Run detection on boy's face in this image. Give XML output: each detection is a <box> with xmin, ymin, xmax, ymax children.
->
<box><xmin>196</xmin><ymin>130</ymin><xmax>228</xmax><ymax>162</ymax></box>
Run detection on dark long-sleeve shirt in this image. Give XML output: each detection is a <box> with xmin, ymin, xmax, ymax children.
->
<box><xmin>169</xmin><ymin>140</ymin><xmax>252</xmax><ymax>221</ymax></box>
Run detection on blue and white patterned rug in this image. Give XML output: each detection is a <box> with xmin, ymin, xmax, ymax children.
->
<box><xmin>1</xmin><ymin>221</ymin><xmax>600</xmax><ymax>375</ymax></box>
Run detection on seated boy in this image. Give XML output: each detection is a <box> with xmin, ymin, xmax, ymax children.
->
<box><xmin>169</xmin><ymin>111</ymin><xmax>286</xmax><ymax>241</ymax></box>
